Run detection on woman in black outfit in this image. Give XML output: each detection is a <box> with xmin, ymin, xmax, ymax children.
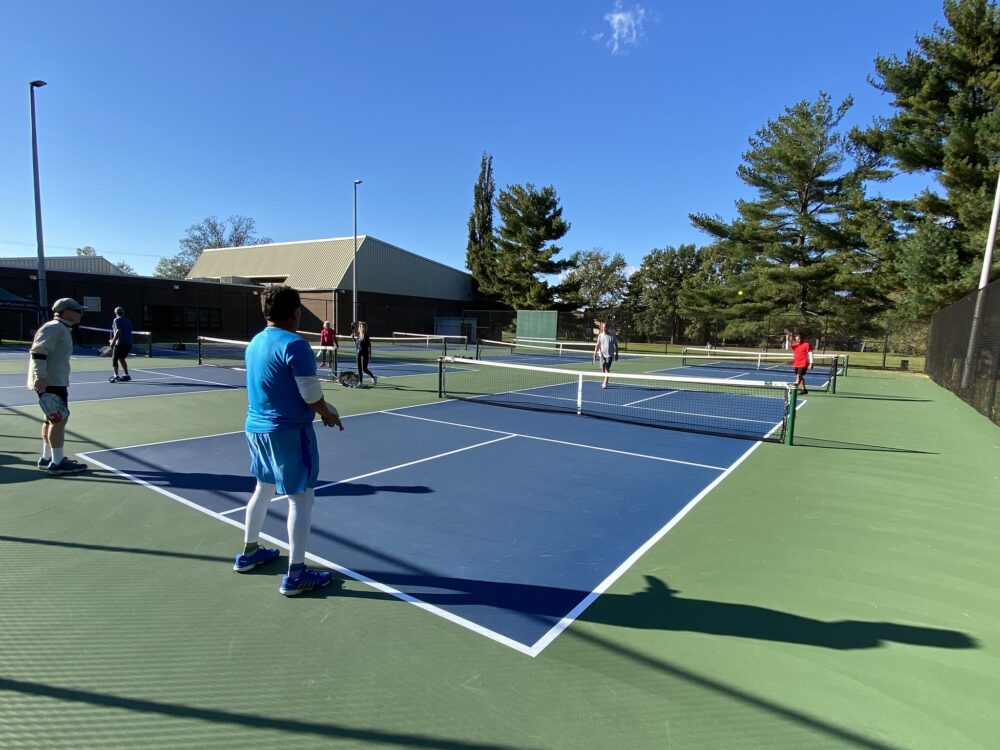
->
<box><xmin>355</xmin><ymin>321</ymin><xmax>377</xmax><ymax>386</ymax></box>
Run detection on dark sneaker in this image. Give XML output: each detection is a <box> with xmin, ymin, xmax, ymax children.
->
<box><xmin>120</xmin><ymin>374</ymin><xmax>132</xmax><ymax>382</ymax></box>
<box><xmin>48</xmin><ymin>458</ymin><xmax>88</xmax><ymax>475</ymax></box>
<box><xmin>233</xmin><ymin>546</ymin><xmax>280</xmax><ymax>572</ymax></box>
<box><xmin>372</xmin><ymin>375</ymin><xmax>378</xmax><ymax>385</ymax></box>
<box><xmin>280</xmin><ymin>568</ymin><xmax>333</xmax><ymax>596</ymax></box>
<box><xmin>109</xmin><ymin>376</ymin><xmax>119</xmax><ymax>383</ymax></box>
<box><xmin>37</xmin><ymin>457</ymin><xmax>51</xmax><ymax>470</ymax></box>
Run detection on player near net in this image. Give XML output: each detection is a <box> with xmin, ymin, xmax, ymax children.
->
<box><xmin>108</xmin><ymin>306</ymin><xmax>133</xmax><ymax>382</ymax></box>
<box><xmin>791</xmin><ymin>330</ymin><xmax>814</xmax><ymax>395</ymax></box>
<box><xmin>232</xmin><ymin>285</ymin><xmax>345</xmax><ymax>596</ymax></box>
<box><xmin>592</xmin><ymin>320</ymin><xmax>619</xmax><ymax>389</ymax></box>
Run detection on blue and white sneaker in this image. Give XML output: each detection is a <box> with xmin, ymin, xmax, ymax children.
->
<box><xmin>233</xmin><ymin>546</ymin><xmax>280</xmax><ymax>572</ymax></box>
<box><xmin>279</xmin><ymin>568</ymin><xmax>333</xmax><ymax>596</ymax></box>
<box><xmin>48</xmin><ymin>458</ymin><xmax>87</xmax><ymax>475</ymax></box>
<box><xmin>37</xmin><ymin>457</ymin><xmax>51</xmax><ymax>470</ymax></box>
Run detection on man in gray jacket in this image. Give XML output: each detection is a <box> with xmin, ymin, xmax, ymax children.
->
<box><xmin>27</xmin><ymin>298</ymin><xmax>89</xmax><ymax>475</ymax></box>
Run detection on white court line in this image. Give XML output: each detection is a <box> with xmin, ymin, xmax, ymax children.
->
<box><xmin>219</xmin><ymin>433</ymin><xmax>517</xmax><ymax>515</ymax></box>
<box><xmin>0</xmin><ymin>375</ymin><xmax>180</xmax><ymax>389</ymax></box>
<box><xmin>623</xmin><ymin>370</ymin><xmax>747</xmax><ymax>407</ymax></box>
<box><xmin>74</xmin><ymin>451</ymin><xmax>553</xmax><ymax>653</ymax></box>
<box><xmin>132</xmin><ymin>367</ymin><xmax>238</xmax><ymax>386</ymax></box>
<box><xmin>79</xmin><ymin>399</ymin><xmax>452</xmax><ymax>455</ymax></box>
<box><xmin>77</xmin><ymin>396</ymin><xmax>783</xmax><ymax>656</ymax></box>
<box><xmin>387</xmin><ymin>411</ymin><xmax>727</xmax><ymax>471</ymax></box>
<box><xmin>527</xmin><ymin>437</ymin><xmax>766</xmax><ymax>656</ymax></box>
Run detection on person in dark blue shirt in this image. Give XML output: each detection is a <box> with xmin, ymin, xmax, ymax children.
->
<box><xmin>109</xmin><ymin>307</ymin><xmax>134</xmax><ymax>382</ymax></box>
<box><xmin>234</xmin><ymin>285</ymin><xmax>345</xmax><ymax>597</ymax></box>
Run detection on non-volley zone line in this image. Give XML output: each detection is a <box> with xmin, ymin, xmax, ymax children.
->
<box><xmin>76</xmin><ymin>399</ymin><xmax>760</xmax><ymax>655</ymax></box>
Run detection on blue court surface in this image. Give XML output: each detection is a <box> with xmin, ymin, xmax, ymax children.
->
<box><xmin>78</xmin><ymin>398</ymin><xmax>773</xmax><ymax>656</ymax></box>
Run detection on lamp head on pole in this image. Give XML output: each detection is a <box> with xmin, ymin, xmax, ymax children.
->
<box><xmin>30</xmin><ymin>80</ymin><xmax>47</xmax><ymax>89</ymax></box>
<box><xmin>354</xmin><ymin>179</ymin><xmax>363</xmax><ymax>186</ymax></box>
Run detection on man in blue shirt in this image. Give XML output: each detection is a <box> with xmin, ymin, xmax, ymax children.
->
<box><xmin>234</xmin><ymin>285</ymin><xmax>345</xmax><ymax>596</ymax></box>
<box><xmin>109</xmin><ymin>306</ymin><xmax>134</xmax><ymax>382</ymax></box>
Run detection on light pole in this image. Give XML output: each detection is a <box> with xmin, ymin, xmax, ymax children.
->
<box><xmin>29</xmin><ymin>80</ymin><xmax>48</xmax><ymax>324</ymax></box>
<box><xmin>352</xmin><ymin>179</ymin><xmax>363</xmax><ymax>325</ymax></box>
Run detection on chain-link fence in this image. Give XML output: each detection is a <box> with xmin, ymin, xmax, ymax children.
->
<box><xmin>926</xmin><ymin>280</ymin><xmax>1000</xmax><ymax>426</ymax></box>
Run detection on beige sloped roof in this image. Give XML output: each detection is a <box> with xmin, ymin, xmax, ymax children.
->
<box><xmin>0</xmin><ymin>255</ymin><xmax>127</xmax><ymax>275</ymax></box>
<box><xmin>187</xmin><ymin>235</ymin><xmax>471</xmax><ymax>301</ymax></box>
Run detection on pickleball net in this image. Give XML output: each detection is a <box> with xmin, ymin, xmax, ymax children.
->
<box><xmin>477</xmin><ymin>339</ymin><xmax>608</xmax><ymax>364</ymax></box>
<box><xmin>682</xmin><ymin>346</ymin><xmax>848</xmax><ymax>375</ymax></box>
<box><xmin>199</xmin><ymin>333</ymin><xmax>470</xmax><ymax>373</ymax></box>
<box><xmin>197</xmin><ymin>336</ymin><xmax>329</xmax><ymax>370</ymax></box>
<box><xmin>439</xmin><ymin>356</ymin><xmax>799</xmax><ymax>443</ymax></box>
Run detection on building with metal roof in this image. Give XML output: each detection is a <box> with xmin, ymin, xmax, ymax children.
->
<box><xmin>187</xmin><ymin>236</ymin><xmax>474</xmax><ymax>337</ymax></box>
<box><xmin>187</xmin><ymin>235</ymin><xmax>471</xmax><ymax>300</ymax></box>
<box><xmin>0</xmin><ymin>255</ymin><xmax>128</xmax><ymax>276</ymax></box>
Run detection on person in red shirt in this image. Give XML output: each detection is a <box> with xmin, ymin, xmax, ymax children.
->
<box><xmin>791</xmin><ymin>331</ymin><xmax>814</xmax><ymax>394</ymax></box>
<box><xmin>318</xmin><ymin>321</ymin><xmax>338</xmax><ymax>368</ymax></box>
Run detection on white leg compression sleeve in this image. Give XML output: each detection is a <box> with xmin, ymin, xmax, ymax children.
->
<box><xmin>287</xmin><ymin>489</ymin><xmax>315</xmax><ymax>566</ymax></box>
<box><xmin>244</xmin><ymin>482</ymin><xmax>277</xmax><ymax>544</ymax></box>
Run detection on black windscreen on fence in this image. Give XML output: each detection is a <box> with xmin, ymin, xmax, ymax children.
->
<box><xmin>926</xmin><ymin>279</ymin><xmax>1000</xmax><ymax>426</ymax></box>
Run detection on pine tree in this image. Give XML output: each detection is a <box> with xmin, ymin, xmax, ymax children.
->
<box><xmin>465</xmin><ymin>152</ymin><xmax>499</xmax><ymax>298</ymax></box>
<box><xmin>494</xmin><ymin>183</ymin><xmax>572</xmax><ymax>309</ymax></box>
<box><xmin>861</xmin><ymin>0</ymin><xmax>1000</xmax><ymax>315</ymax></box>
<box><xmin>690</xmin><ymin>93</ymin><xmax>892</xmax><ymax>329</ymax></box>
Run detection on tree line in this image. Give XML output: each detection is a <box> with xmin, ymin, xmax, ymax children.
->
<box><xmin>465</xmin><ymin>0</ymin><xmax>1000</xmax><ymax>347</ymax></box>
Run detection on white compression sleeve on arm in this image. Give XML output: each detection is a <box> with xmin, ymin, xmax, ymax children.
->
<box><xmin>295</xmin><ymin>376</ymin><xmax>323</xmax><ymax>404</ymax></box>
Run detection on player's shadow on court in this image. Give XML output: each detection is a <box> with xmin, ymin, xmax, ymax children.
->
<box><xmin>834</xmin><ymin>392</ymin><xmax>931</xmax><ymax>402</ymax></box>
<box><xmin>791</xmin><ymin>436</ymin><xmax>937</xmax><ymax>453</ymax></box>
<box><xmin>583</xmin><ymin>576</ymin><xmax>976</xmax><ymax>650</ymax></box>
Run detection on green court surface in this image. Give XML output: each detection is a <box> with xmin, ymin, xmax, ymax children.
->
<box><xmin>1</xmin><ymin>352</ymin><xmax>998</xmax><ymax>749</ymax></box>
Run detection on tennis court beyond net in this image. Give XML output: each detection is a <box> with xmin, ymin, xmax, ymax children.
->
<box><xmin>440</xmin><ymin>356</ymin><xmax>799</xmax><ymax>444</ymax></box>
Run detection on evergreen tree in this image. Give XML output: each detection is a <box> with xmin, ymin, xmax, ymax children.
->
<box><xmin>494</xmin><ymin>183</ymin><xmax>572</xmax><ymax>309</ymax></box>
<box><xmin>861</xmin><ymin>0</ymin><xmax>1000</xmax><ymax>315</ymax></box>
<box><xmin>465</xmin><ymin>152</ymin><xmax>499</xmax><ymax>298</ymax></box>
<box><xmin>690</xmin><ymin>93</ymin><xmax>893</xmax><ymax>331</ymax></box>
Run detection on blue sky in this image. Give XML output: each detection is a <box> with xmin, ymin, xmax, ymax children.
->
<box><xmin>1</xmin><ymin>1</ymin><xmax>945</xmax><ymax>277</ymax></box>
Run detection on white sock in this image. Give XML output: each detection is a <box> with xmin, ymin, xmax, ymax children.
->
<box><xmin>243</xmin><ymin>482</ymin><xmax>277</xmax><ymax>544</ymax></box>
<box><xmin>53</xmin><ymin>447</ymin><xmax>65</xmax><ymax>464</ymax></box>
<box><xmin>42</xmin><ymin>443</ymin><xmax>52</xmax><ymax>460</ymax></box>
<box><xmin>287</xmin><ymin>489</ymin><xmax>315</xmax><ymax>567</ymax></box>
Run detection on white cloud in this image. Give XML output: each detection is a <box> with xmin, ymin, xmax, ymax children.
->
<box><xmin>603</xmin><ymin>2</ymin><xmax>646</xmax><ymax>55</ymax></box>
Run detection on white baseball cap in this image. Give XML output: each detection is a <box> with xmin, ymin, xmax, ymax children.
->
<box><xmin>52</xmin><ymin>298</ymin><xmax>87</xmax><ymax>313</ymax></box>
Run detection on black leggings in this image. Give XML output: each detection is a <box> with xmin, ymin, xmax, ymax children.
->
<box><xmin>356</xmin><ymin>353</ymin><xmax>375</xmax><ymax>381</ymax></box>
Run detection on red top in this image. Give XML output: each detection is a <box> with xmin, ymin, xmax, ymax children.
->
<box><xmin>320</xmin><ymin>327</ymin><xmax>338</xmax><ymax>346</ymax></box>
<box><xmin>791</xmin><ymin>340</ymin><xmax>812</xmax><ymax>367</ymax></box>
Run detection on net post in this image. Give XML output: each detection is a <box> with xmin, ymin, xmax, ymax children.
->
<box><xmin>197</xmin><ymin>336</ymin><xmax>203</xmax><ymax>366</ymax></box>
<box><xmin>438</xmin><ymin>357</ymin><xmax>444</xmax><ymax>398</ymax></box>
<box><xmin>831</xmin><ymin>356</ymin><xmax>839</xmax><ymax>394</ymax></box>
<box><xmin>842</xmin><ymin>354</ymin><xmax>849</xmax><ymax>377</ymax></box>
<box><xmin>145</xmin><ymin>335</ymin><xmax>152</xmax><ymax>358</ymax></box>
<box><xmin>576</xmin><ymin>374</ymin><xmax>583</xmax><ymax>415</ymax></box>
<box><xmin>784</xmin><ymin>385</ymin><xmax>798</xmax><ymax>445</ymax></box>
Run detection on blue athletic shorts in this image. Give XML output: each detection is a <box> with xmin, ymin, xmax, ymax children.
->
<box><xmin>246</xmin><ymin>426</ymin><xmax>320</xmax><ymax>495</ymax></box>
